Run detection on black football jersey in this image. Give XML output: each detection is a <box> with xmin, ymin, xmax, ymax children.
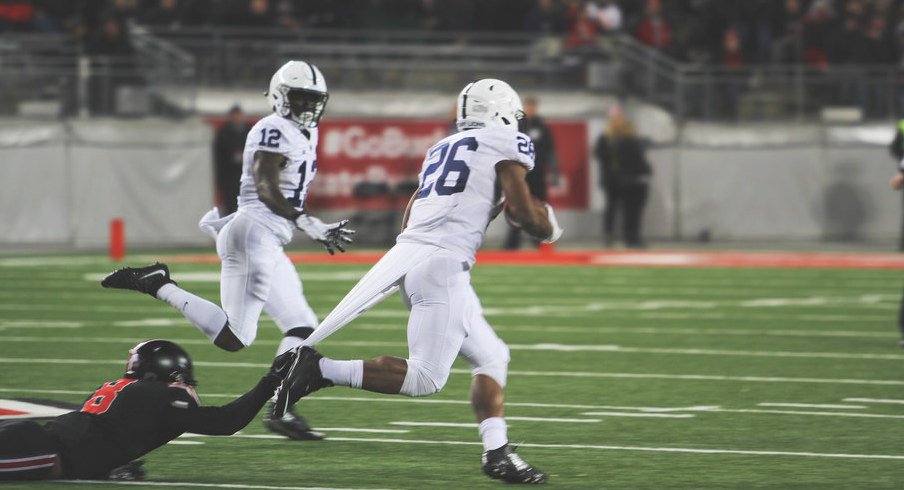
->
<box><xmin>45</xmin><ymin>378</ymin><xmax>200</xmax><ymax>479</ymax></box>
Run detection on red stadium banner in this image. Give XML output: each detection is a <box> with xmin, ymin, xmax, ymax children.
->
<box><xmin>206</xmin><ymin>117</ymin><xmax>589</xmax><ymax>210</ymax></box>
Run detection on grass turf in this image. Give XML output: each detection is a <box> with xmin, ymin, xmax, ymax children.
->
<box><xmin>0</xmin><ymin>254</ymin><xmax>902</xmax><ymax>489</ymax></box>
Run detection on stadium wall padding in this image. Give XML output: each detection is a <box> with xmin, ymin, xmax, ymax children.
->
<box><xmin>1</xmin><ymin>118</ymin><xmax>901</xmax><ymax>248</ymax></box>
<box><xmin>0</xmin><ymin>119</ymin><xmax>213</xmax><ymax>247</ymax></box>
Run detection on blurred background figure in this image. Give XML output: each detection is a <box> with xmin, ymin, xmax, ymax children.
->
<box><xmin>505</xmin><ymin>96</ymin><xmax>559</xmax><ymax>250</ymax></box>
<box><xmin>213</xmin><ymin>105</ymin><xmax>251</xmax><ymax>216</ymax></box>
<box><xmin>594</xmin><ymin>106</ymin><xmax>651</xmax><ymax>248</ymax></box>
<box><xmin>889</xmin><ymin>117</ymin><xmax>904</xmax><ymax>250</ymax></box>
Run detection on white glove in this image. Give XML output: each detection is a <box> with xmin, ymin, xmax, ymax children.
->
<box><xmin>541</xmin><ymin>203</ymin><xmax>564</xmax><ymax>244</ymax></box>
<box><xmin>294</xmin><ymin>214</ymin><xmax>355</xmax><ymax>255</ymax></box>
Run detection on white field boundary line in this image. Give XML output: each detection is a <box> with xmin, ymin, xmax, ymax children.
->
<box><xmin>389</xmin><ymin>417</ymin><xmax>604</xmax><ymax>428</ymax></box>
<box><xmin>207</xmin><ymin>434</ymin><xmax>904</xmax><ymax>461</ymax></box>
<box><xmin>584</xmin><ymin>409</ymin><xmax>904</xmax><ymax>420</ymax></box>
<box><xmin>3</xmin><ymin>336</ymin><xmax>902</xmax><ymax>361</ymax></box>
<box><xmin>577</xmin><ymin>411</ymin><xmax>694</xmax><ymax>418</ymax></box>
<box><xmin>758</xmin><ymin>403</ymin><xmax>867</xmax><ymax>409</ymax></box>
<box><xmin>57</xmin><ymin>480</ymin><xmax>393</xmax><ymax>490</ymax></box>
<box><xmin>844</xmin><ymin>398</ymin><xmax>904</xmax><ymax>405</ymax></box>
<box><xmin>2</xmin><ymin>357</ymin><xmax>903</xmax><ymax>386</ymax></box>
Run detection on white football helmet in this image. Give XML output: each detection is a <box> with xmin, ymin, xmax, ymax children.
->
<box><xmin>456</xmin><ymin>78</ymin><xmax>524</xmax><ymax>131</ymax></box>
<box><xmin>267</xmin><ymin>60</ymin><xmax>328</xmax><ymax>128</ymax></box>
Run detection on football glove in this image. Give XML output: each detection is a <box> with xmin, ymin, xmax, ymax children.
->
<box><xmin>294</xmin><ymin>214</ymin><xmax>355</xmax><ymax>255</ymax></box>
<box><xmin>269</xmin><ymin>350</ymin><xmax>298</xmax><ymax>381</ymax></box>
<box><xmin>541</xmin><ymin>203</ymin><xmax>563</xmax><ymax>244</ymax></box>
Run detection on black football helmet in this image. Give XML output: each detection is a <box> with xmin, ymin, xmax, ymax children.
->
<box><xmin>124</xmin><ymin>339</ymin><xmax>196</xmax><ymax>386</ymax></box>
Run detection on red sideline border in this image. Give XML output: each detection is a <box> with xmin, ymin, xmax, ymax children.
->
<box><xmin>162</xmin><ymin>249</ymin><xmax>904</xmax><ymax>270</ymax></box>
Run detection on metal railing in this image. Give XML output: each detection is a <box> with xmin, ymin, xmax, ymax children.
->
<box><xmin>0</xmin><ymin>28</ymin><xmax>195</xmax><ymax>118</ymax></box>
<box><xmin>2</xmin><ymin>27</ymin><xmax>902</xmax><ymax>122</ymax></box>
<box><xmin>144</xmin><ymin>26</ymin><xmax>588</xmax><ymax>91</ymax></box>
<box><xmin>613</xmin><ymin>35</ymin><xmax>904</xmax><ymax>122</ymax></box>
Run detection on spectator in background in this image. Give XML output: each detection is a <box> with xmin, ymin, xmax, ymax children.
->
<box><xmin>140</xmin><ymin>0</ymin><xmax>184</xmax><ymax>28</ymax></box>
<box><xmin>585</xmin><ymin>0</ymin><xmax>622</xmax><ymax>34</ymax></box>
<box><xmin>635</xmin><ymin>0</ymin><xmax>671</xmax><ymax>52</ymax></box>
<box><xmin>85</xmin><ymin>14</ymin><xmax>136</xmax><ymax>115</ymax></box>
<box><xmin>886</xmin><ymin>135</ymin><xmax>904</xmax><ymax>347</ymax></box>
<box><xmin>523</xmin><ymin>0</ymin><xmax>567</xmax><ymax>34</ymax></box>
<box><xmin>504</xmin><ymin>96</ymin><xmax>559</xmax><ymax>250</ymax></box>
<box><xmin>773</xmin><ymin>0</ymin><xmax>806</xmax><ymax>63</ymax></box>
<box><xmin>213</xmin><ymin>105</ymin><xmax>252</xmax><ymax>216</ymax></box>
<box><xmin>594</xmin><ymin>106</ymin><xmax>652</xmax><ymax>248</ymax></box>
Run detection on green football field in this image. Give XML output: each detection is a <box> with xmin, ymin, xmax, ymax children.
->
<box><xmin>1</xmin><ymin>253</ymin><xmax>903</xmax><ymax>489</ymax></box>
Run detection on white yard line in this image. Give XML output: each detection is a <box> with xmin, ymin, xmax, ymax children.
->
<box><xmin>758</xmin><ymin>403</ymin><xmax>867</xmax><ymax>409</ymax></box>
<box><xmin>844</xmin><ymin>398</ymin><xmax>904</xmax><ymax>405</ymax></box>
<box><xmin>221</xmin><ymin>435</ymin><xmax>904</xmax><ymax>461</ymax></box>
<box><xmin>580</xmin><ymin>412</ymin><xmax>694</xmax><ymax>418</ymax></box>
<box><xmin>2</xmin><ymin>357</ymin><xmax>902</xmax><ymax>386</ymax></box>
<box><xmin>389</xmin><ymin>417</ymin><xmax>602</xmax><ymax>428</ymax></box>
<box><xmin>59</xmin><ymin>480</ymin><xmax>391</xmax><ymax>490</ymax></box>
<box><xmin>3</xmin><ymin>336</ymin><xmax>901</xmax><ymax>361</ymax></box>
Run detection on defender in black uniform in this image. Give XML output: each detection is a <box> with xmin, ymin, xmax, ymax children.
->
<box><xmin>0</xmin><ymin>339</ymin><xmax>294</xmax><ymax>480</ymax></box>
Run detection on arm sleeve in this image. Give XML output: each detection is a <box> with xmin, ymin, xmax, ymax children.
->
<box><xmin>162</xmin><ymin>375</ymin><xmax>280</xmax><ymax>436</ymax></box>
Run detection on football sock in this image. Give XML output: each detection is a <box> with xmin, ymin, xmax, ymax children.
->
<box><xmin>319</xmin><ymin>358</ymin><xmax>363</xmax><ymax>388</ymax></box>
<box><xmin>277</xmin><ymin>335</ymin><xmax>304</xmax><ymax>355</ymax></box>
<box><xmin>478</xmin><ymin>417</ymin><xmax>508</xmax><ymax>452</ymax></box>
<box><xmin>156</xmin><ymin>284</ymin><xmax>228</xmax><ymax>341</ymax></box>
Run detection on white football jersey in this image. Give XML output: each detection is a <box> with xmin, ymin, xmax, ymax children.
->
<box><xmin>238</xmin><ymin>114</ymin><xmax>318</xmax><ymax>243</ymax></box>
<box><xmin>397</xmin><ymin>126</ymin><xmax>535</xmax><ymax>264</ymax></box>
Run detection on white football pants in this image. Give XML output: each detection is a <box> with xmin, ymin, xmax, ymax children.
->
<box><xmin>215</xmin><ymin>212</ymin><xmax>318</xmax><ymax>347</ymax></box>
<box><xmin>308</xmin><ymin>242</ymin><xmax>510</xmax><ymax>395</ymax></box>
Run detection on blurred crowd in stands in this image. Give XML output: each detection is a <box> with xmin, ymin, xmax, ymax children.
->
<box><xmin>2</xmin><ymin>0</ymin><xmax>904</xmax><ymax>66</ymax></box>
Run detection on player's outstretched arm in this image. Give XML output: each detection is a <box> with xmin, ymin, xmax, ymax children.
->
<box><xmin>162</xmin><ymin>351</ymin><xmax>296</xmax><ymax>436</ymax></box>
<box><xmin>497</xmin><ymin>161</ymin><xmax>559</xmax><ymax>241</ymax></box>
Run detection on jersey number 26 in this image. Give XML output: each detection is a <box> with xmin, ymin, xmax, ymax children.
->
<box><xmin>416</xmin><ymin>137</ymin><xmax>478</xmax><ymax>199</ymax></box>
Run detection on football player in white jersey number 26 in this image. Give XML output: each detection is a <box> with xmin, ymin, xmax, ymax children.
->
<box><xmin>274</xmin><ymin>79</ymin><xmax>563</xmax><ymax>484</ymax></box>
<box><xmin>101</xmin><ymin>61</ymin><xmax>354</xmax><ymax>441</ymax></box>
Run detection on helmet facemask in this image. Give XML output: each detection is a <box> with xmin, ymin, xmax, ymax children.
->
<box><xmin>282</xmin><ymin>87</ymin><xmax>328</xmax><ymax>128</ymax></box>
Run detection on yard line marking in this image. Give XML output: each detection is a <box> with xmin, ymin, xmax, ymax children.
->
<box><xmin>4</xmin><ymin>336</ymin><xmax>901</xmax><ymax>361</ymax></box>
<box><xmin>758</xmin><ymin>403</ymin><xmax>867</xmax><ymax>409</ymax></box>
<box><xmin>0</xmin><ymin>321</ymin><xmax>83</xmax><ymax>330</ymax></box>
<box><xmin>580</xmin><ymin>412</ymin><xmax>695</xmax><ymax>418</ymax></box>
<box><xmin>3</xmin><ymin>357</ymin><xmax>904</xmax><ymax>386</ymax></box>
<box><xmin>219</xmin><ymin>435</ymin><xmax>904</xmax><ymax>461</ymax></box>
<box><xmin>316</xmin><ymin>428</ymin><xmax>411</xmax><ymax>434</ymax></box>
<box><xmin>59</xmin><ymin>480</ymin><xmax>392</xmax><ymax>490</ymax></box>
<box><xmin>390</xmin><ymin>417</ymin><xmax>602</xmax><ymax>428</ymax></box>
<box><xmin>83</xmin><ymin>271</ymin><xmax>366</xmax><ymax>283</ymax></box>
<box><xmin>390</xmin><ymin>421</ymin><xmax>478</xmax><ymax>428</ymax></box>
<box><xmin>844</xmin><ymin>398</ymin><xmax>904</xmax><ymax>405</ymax></box>
<box><xmin>670</xmin><ymin>407</ymin><xmax>904</xmax><ymax>419</ymax></box>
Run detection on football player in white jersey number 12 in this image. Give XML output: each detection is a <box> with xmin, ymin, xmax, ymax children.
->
<box><xmin>101</xmin><ymin>61</ymin><xmax>354</xmax><ymax>441</ymax></box>
<box><xmin>275</xmin><ymin>79</ymin><xmax>562</xmax><ymax>484</ymax></box>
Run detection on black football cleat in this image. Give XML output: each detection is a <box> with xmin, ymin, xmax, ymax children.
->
<box><xmin>263</xmin><ymin>401</ymin><xmax>325</xmax><ymax>441</ymax></box>
<box><xmin>101</xmin><ymin>262</ymin><xmax>175</xmax><ymax>297</ymax></box>
<box><xmin>482</xmin><ymin>444</ymin><xmax>548</xmax><ymax>484</ymax></box>
<box><xmin>107</xmin><ymin>460</ymin><xmax>146</xmax><ymax>481</ymax></box>
<box><xmin>272</xmin><ymin>347</ymin><xmax>333</xmax><ymax>418</ymax></box>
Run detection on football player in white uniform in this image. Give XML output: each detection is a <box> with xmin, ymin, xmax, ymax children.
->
<box><xmin>101</xmin><ymin>61</ymin><xmax>353</xmax><ymax>441</ymax></box>
<box><xmin>275</xmin><ymin>79</ymin><xmax>561</xmax><ymax>484</ymax></box>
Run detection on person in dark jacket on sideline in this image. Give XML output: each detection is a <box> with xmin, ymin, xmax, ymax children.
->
<box><xmin>594</xmin><ymin>106</ymin><xmax>652</xmax><ymax>248</ymax></box>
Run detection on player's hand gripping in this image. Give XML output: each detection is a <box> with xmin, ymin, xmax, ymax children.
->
<box><xmin>294</xmin><ymin>214</ymin><xmax>355</xmax><ymax>255</ymax></box>
<box><xmin>268</xmin><ymin>350</ymin><xmax>298</xmax><ymax>381</ymax></box>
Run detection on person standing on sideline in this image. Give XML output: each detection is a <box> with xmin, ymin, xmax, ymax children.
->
<box><xmin>504</xmin><ymin>96</ymin><xmax>559</xmax><ymax>249</ymax></box>
<box><xmin>887</xmin><ymin>156</ymin><xmax>904</xmax><ymax>348</ymax></box>
<box><xmin>888</xmin><ymin>118</ymin><xmax>904</xmax><ymax>250</ymax></box>
<box><xmin>594</xmin><ymin>106</ymin><xmax>652</xmax><ymax>248</ymax></box>
<box><xmin>213</xmin><ymin>105</ymin><xmax>253</xmax><ymax>216</ymax></box>
<box><xmin>101</xmin><ymin>60</ymin><xmax>353</xmax><ymax>440</ymax></box>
